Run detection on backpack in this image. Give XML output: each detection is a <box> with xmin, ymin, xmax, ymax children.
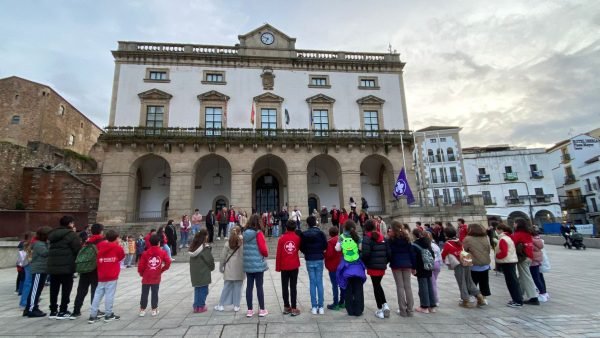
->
<box><xmin>460</xmin><ymin>250</ymin><xmax>473</xmax><ymax>267</ymax></box>
<box><xmin>515</xmin><ymin>242</ymin><xmax>527</xmax><ymax>263</ymax></box>
<box><xmin>340</xmin><ymin>234</ymin><xmax>359</xmax><ymax>263</ymax></box>
<box><xmin>75</xmin><ymin>243</ymin><xmax>98</xmax><ymax>274</ymax></box>
<box><xmin>412</xmin><ymin>242</ymin><xmax>434</xmax><ymax>271</ymax></box>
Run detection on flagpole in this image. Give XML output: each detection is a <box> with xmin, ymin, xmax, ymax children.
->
<box><xmin>412</xmin><ymin>131</ymin><xmax>420</xmax><ymax>199</ymax></box>
<box><xmin>400</xmin><ymin>132</ymin><xmax>406</xmax><ymax>170</ymax></box>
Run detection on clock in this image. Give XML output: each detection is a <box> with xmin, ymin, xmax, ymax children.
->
<box><xmin>260</xmin><ymin>32</ymin><xmax>274</xmax><ymax>45</ymax></box>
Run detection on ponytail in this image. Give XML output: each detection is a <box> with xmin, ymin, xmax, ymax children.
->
<box><xmin>344</xmin><ymin>220</ymin><xmax>360</xmax><ymax>243</ymax></box>
<box><xmin>365</xmin><ymin>219</ymin><xmax>379</xmax><ymax>241</ymax></box>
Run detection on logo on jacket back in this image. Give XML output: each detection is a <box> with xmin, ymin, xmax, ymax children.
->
<box><xmin>148</xmin><ymin>256</ymin><xmax>162</xmax><ymax>270</ymax></box>
<box><xmin>284</xmin><ymin>241</ymin><xmax>296</xmax><ymax>254</ymax></box>
<box><xmin>99</xmin><ymin>257</ymin><xmax>117</xmax><ymax>263</ymax></box>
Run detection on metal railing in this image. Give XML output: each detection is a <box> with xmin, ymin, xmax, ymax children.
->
<box><xmin>530</xmin><ymin>170</ymin><xmax>544</xmax><ymax>179</ymax></box>
<box><xmin>478</xmin><ymin>174</ymin><xmax>491</xmax><ymax>183</ymax></box>
<box><xmin>561</xmin><ymin>154</ymin><xmax>571</xmax><ymax>163</ymax></box>
<box><xmin>483</xmin><ymin>197</ymin><xmax>497</xmax><ymax>206</ymax></box>
<box><xmin>564</xmin><ymin>174</ymin><xmax>576</xmax><ymax>185</ymax></box>
<box><xmin>504</xmin><ymin>172</ymin><xmax>519</xmax><ymax>181</ymax></box>
<box><xmin>561</xmin><ymin>197</ymin><xmax>585</xmax><ymax>209</ymax></box>
<box><xmin>126</xmin><ymin>211</ymin><xmax>168</xmax><ymax>223</ymax></box>
<box><xmin>505</xmin><ymin>196</ymin><xmax>526</xmax><ymax>205</ymax></box>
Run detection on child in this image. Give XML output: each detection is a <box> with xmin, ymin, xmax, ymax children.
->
<box><xmin>335</xmin><ymin>220</ymin><xmax>366</xmax><ymax>316</ymax></box>
<box><xmin>120</xmin><ymin>235</ymin><xmax>128</xmax><ymax>269</ymax></box>
<box><xmin>88</xmin><ymin>229</ymin><xmax>125</xmax><ymax>323</ymax></box>
<box><xmin>495</xmin><ymin>223</ymin><xmax>523</xmax><ymax>307</ymax></box>
<box><xmin>276</xmin><ymin>220</ymin><xmax>302</xmax><ymax>316</ymax></box>
<box><xmin>138</xmin><ymin>234</ymin><xmax>171</xmax><ymax>317</ymax></box>
<box><xmin>135</xmin><ymin>234</ymin><xmax>145</xmax><ymax>265</ymax></box>
<box><xmin>15</xmin><ymin>233</ymin><xmax>30</xmax><ymax>295</ymax></box>
<box><xmin>411</xmin><ymin>228</ymin><xmax>437</xmax><ymax>314</ymax></box>
<box><xmin>425</xmin><ymin>231</ymin><xmax>442</xmax><ymax>306</ymax></box>
<box><xmin>325</xmin><ymin>226</ymin><xmax>344</xmax><ymax>310</ymax></box>
<box><xmin>24</xmin><ymin>227</ymin><xmax>51</xmax><ymax>317</ymax></box>
<box><xmin>189</xmin><ymin>229</ymin><xmax>214</xmax><ymax>313</ymax></box>
<box><xmin>361</xmin><ymin>220</ymin><xmax>390</xmax><ymax>319</ymax></box>
<box><xmin>387</xmin><ymin>221</ymin><xmax>415</xmax><ymax>317</ymax></box>
<box><xmin>18</xmin><ymin>232</ymin><xmax>34</xmax><ymax>309</ymax></box>
<box><xmin>126</xmin><ymin>236</ymin><xmax>136</xmax><ymax>268</ymax></box>
<box><xmin>215</xmin><ymin>226</ymin><xmax>244</xmax><ymax>312</ymax></box>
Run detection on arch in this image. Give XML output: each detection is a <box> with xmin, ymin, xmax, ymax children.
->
<box><xmin>307</xmin><ymin>154</ymin><xmax>343</xmax><ymax>210</ymax></box>
<box><xmin>252</xmin><ymin>154</ymin><xmax>288</xmax><ymax>212</ymax></box>
<box><xmin>507</xmin><ymin>211</ymin><xmax>530</xmax><ymax>225</ymax></box>
<box><xmin>427</xmin><ymin>149</ymin><xmax>434</xmax><ymax>162</ymax></box>
<box><xmin>212</xmin><ymin>195</ymin><xmax>229</xmax><ymax>213</ymax></box>
<box><xmin>436</xmin><ymin>149</ymin><xmax>445</xmax><ymax>162</ymax></box>
<box><xmin>534</xmin><ymin>210</ymin><xmax>555</xmax><ymax>226</ymax></box>
<box><xmin>360</xmin><ymin>154</ymin><xmax>395</xmax><ymax>214</ymax></box>
<box><xmin>308</xmin><ymin>193</ymin><xmax>320</xmax><ymax>216</ymax></box>
<box><xmin>127</xmin><ymin>153</ymin><xmax>171</xmax><ymax>222</ymax></box>
<box><xmin>193</xmin><ymin>154</ymin><xmax>232</xmax><ymax>215</ymax></box>
<box><xmin>447</xmin><ymin>147</ymin><xmax>455</xmax><ymax>161</ymax></box>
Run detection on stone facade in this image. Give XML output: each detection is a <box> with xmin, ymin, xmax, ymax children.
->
<box><xmin>0</xmin><ymin>76</ymin><xmax>103</xmax><ymax>156</ymax></box>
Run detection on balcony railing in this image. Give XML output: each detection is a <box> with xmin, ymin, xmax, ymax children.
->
<box><xmin>505</xmin><ymin>196</ymin><xmax>526</xmax><ymax>205</ymax></box>
<box><xmin>561</xmin><ymin>197</ymin><xmax>585</xmax><ymax>210</ymax></box>
<box><xmin>532</xmin><ymin>194</ymin><xmax>554</xmax><ymax>204</ymax></box>
<box><xmin>478</xmin><ymin>174</ymin><xmax>491</xmax><ymax>183</ymax></box>
<box><xmin>504</xmin><ymin>172</ymin><xmax>519</xmax><ymax>181</ymax></box>
<box><xmin>101</xmin><ymin>127</ymin><xmax>412</xmax><ymax>146</ymax></box>
<box><xmin>483</xmin><ymin>197</ymin><xmax>497</xmax><ymax>206</ymax></box>
<box><xmin>561</xmin><ymin>153</ymin><xmax>571</xmax><ymax>163</ymax></box>
<box><xmin>127</xmin><ymin>211</ymin><xmax>168</xmax><ymax>223</ymax></box>
<box><xmin>530</xmin><ymin>170</ymin><xmax>544</xmax><ymax>179</ymax></box>
<box><xmin>564</xmin><ymin>174</ymin><xmax>576</xmax><ymax>185</ymax></box>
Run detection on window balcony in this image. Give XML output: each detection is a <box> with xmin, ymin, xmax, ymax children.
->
<box><xmin>478</xmin><ymin>174</ymin><xmax>491</xmax><ymax>183</ymax></box>
<box><xmin>530</xmin><ymin>170</ymin><xmax>544</xmax><ymax>179</ymax></box>
<box><xmin>504</xmin><ymin>172</ymin><xmax>519</xmax><ymax>181</ymax></box>
<box><xmin>561</xmin><ymin>197</ymin><xmax>585</xmax><ymax>209</ymax></box>
<box><xmin>505</xmin><ymin>196</ymin><xmax>525</xmax><ymax>205</ymax></box>
<box><xmin>450</xmin><ymin>175</ymin><xmax>460</xmax><ymax>183</ymax></box>
<box><xmin>531</xmin><ymin>194</ymin><xmax>554</xmax><ymax>204</ymax></box>
<box><xmin>564</xmin><ymin>174</ymin><xmax>576</xmax><ymax>185</ymax></box>
<box><xmin>561</xmin><ymin>153</ymin><xmax>571</xmax><ymax>163</ymax></box>
<box><xmin>483</xmin><ymin>197</ymin><xmax>497</xmax><ymax>206</ymax></box>
<box><xmin>447</xmin><ymin>155</ymin><xmax>456</xmax><ymax>162</ymax></box>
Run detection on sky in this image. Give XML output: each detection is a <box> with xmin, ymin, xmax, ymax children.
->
<box><xmin>1</xmin><ymin>0</ymin><xmax>598</xmax><ymax>148</ymax></box>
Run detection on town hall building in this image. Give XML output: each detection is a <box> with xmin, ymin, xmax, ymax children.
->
<box><xmin>96</xmin><ymin>24</ymin><xmax>413</xmax><ymax>224</ymax></box>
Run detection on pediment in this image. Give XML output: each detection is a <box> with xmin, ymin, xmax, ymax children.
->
<box><xmin>306</xmin><ymin>94</ymin><xmax>336</xmax><ymax>104</ymax></box>
<box><xmin>356</xmin><ymin>95</ymin><xmax>385</xmax><ymax>105</ymax></box>
<box><xmin>254</xmin><ymin>92</ymin><xmax>284</xmax><ymax>103</ymax></box>
<box><xmin>197</xmin><ymin>90</ymin><xmax>230</xmax><ymax>102</ymax></box>
<box><xmin>138</xmin><ymin>88</ymin><xmax>172</xmax><ymax>100</ymax></box>
<box><xmin>238</xmin><ymin>24</ymin><xmax>296</xmax><ymax>50</ymax></box>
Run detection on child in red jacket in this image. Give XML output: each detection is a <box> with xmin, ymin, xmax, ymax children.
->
<box><xmin>138</xmin><ymin>234</ymin><xmax>171</xmax><ymax>317</ymax></box>
<box><xmin>88</xmin><ymin>229</ymin><xmax>125</xmax><ymax>323</ymax></box>
<box><xmin>325</xmin><ymin>226</ymin><xmax>345</xmax><ymax>310</ymax></box>
<box><xmin>275</xmin><ymin>220</ymin><xmax>301</xmax><ymax>316</ymax></box>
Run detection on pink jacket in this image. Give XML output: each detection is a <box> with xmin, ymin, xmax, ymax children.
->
<box><xmin>531</xmin><ymin>235</ymin><xmax>544</xmax><ymax>266</ymax></box>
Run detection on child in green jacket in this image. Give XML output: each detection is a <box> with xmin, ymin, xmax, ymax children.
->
<box><xmin>189</xmin><ymin>229</ymin><xmax>215</xmax><ymax>313</ymax></box>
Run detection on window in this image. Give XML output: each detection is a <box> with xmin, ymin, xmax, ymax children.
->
<box><xmin>59</xmin><ymin>105</ymin><xmax>65</xmax><ymax>116</ymax></box>
<box><xmin>478</xmin><ymin>168</ymin><xmax>487</xmax><ymax>175</ymax></box>
<box><xmin>10</xmin><ymin>115</ymin><xmax>20</xmax><ymax>124</ymax></box>
<box><xmin>309</xmin><ymin>75</ymin><xmax>330</xmax><ymax>88</ymax></box>
<box><xmin>144</xmin><ymin>68</ymin><xmax>170</xmax><ymax>82</ymax></box>
<box><xmin>440</xmin><ymin>137</ymin><xmax>446</xmax><ymax>142</ymax></box>
<box><xmin>440</xmin><ymin>167</ymin><xmax>448</xmax><ymax>183</ymax></box>
<box><xmin>509</xmin><ymin>189</ymin><xmax>518</xmax><ymax>198</ymax></box>
<box><xmin>146</xmin><ymin>106</ymin><xmax>164</xmax><ymax>129</ymax></box>
<box><xmin>427</xmin><ymin>149</ymin><xmax>434</xmax><ymax>162</ymax></box>
<box><xmin>363</xmin><ymin>111</ymin><xmax>379</xmax><ymax>137</ymax></box>
<box><xmin>261</xmin><ymin>108</ymin><xmax>277</xmax><ymax>136</ymax></box>
<box><xmin>530</xmin><ymin>164</ymin><xmax>538</xmax><ymax>172</ymax></box>
<box><xmin>447</xmin><ymin>147</ymin><xmax>455</xmax><ymax>161</ymax></box>
<box><xmin>482</xmin><ymin>191</ymin><xmax>493</xmax><ymax>205</ymax></box>
<box><xmin>358</xmin><ymin>76</ymin><xmax>379</xmax><ymax>89</ymax></box>
<box><xmin>312</xmin><ymin>109</ymin><xmax>329</xmax><ymax>136</ymax></box>
<box><xmin>433</xmin><ymin>189</ymin><xmax>440</xmax><ymax>199</ymax></box>
<box><xmin>596</xmin><ymin>176</ymin><xmax>600</xmax><ymax>189</ymax></box>
<box><xmin>592</xmin><ymin>198</ymin><xmax>598</xmax><ymax>213</ymax></box>
<box><xmin>149</xmin><ymin>71</ymin><xmax>167</xmax><ymax>80</ymax></box>
<box><xmin>67</xmin><ymin>134</ymin><xmax>75</xmax><ymax>146</ymax></box>
<box><xmin>453</xmin><ymin>188</ymin><xmax>462</xmax><ymax>203</ymax></box>
<box><xmin>205</xmin><ymin>107</ymin><xmax>222</xmax><ymax>136</ymax></box>
<box><xmin>450</xmin><ymin>167</ymin><xmax>458</xmax><ymax>182</ymax></box>
<box><xmin>436</xmin><ymin>149</ymin><xmax>445</xmax><ymax>162</ymax></box>
<box><xmin>442</xmin><ymin>189</ymin><xmax>451</xmax><ymax>204</ymax></box>
<box><xmin>505</xmin><ymin>166</ymin><xmax>513</xmax><ymax>173</ymax></box>
<box><xmin>430</xmin><ymin>138</ymin><xmax>437</xmax><ymax>143</ymax></box>
<box><xmin>535</xmin><ymin>188</ymin><xmax>544</xmax><ymax>196</ymax></box>
<box><xmin>202</xmin><ymin>70</ymin><xmax>226</xmax><ymax>84</ymax></box>
<box><xmin>430</xmin><ymin>168</ymin><xmax>438</xmax><ymax>184</ymax></box>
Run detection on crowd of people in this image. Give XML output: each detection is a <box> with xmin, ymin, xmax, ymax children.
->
<box><xmin>14</xmin><ymin>208</ymin><xmax>551</xmax><ymax>323</ymax></box>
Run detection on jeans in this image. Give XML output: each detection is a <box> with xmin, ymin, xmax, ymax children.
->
<box><xmin>125</xmin><ymin>254</ymin><xmax>135</xmax><ymax>266</ymax></box>
<box><xmin>16</xmin><ymin>268</ymin><xmax>25</xmax><ymax>294</ymax></box>
<box><xmin>25</xmin><ymin>273</ymin><xmax>47</xmax><ymax>312</ymax></box>
<box><xmin>328</xmin><ymin>271</ymin><xmax>345</xmax><ymax>305</ymax></box>
<box><xmin>246</xmin><ymin>272</ymin><xmax>265</xmax><ymax>310</ymax></box>
<box><xmin>417</xmin><ymin>277</ymin><xmax>436</xmax><ymax>308</ymax></box>
<box><xmin>432</xmin><ymin>265</ymin><xmax>441</xmax><ymax>304</ymax></box>
<box><xmin>392</xmin><ymin>269</ymin><xmax>414</xmax><ymax>315</ymax></box>
<box><xmin>370</xmin><ymin>275</ymin><xmax>387</xmax><ymax>309</ymax></box>
<box><xmin>530</xmin><ymin>265</ymin><xmax>547</xmax><ymax>294</ymax></box>
<box><xmin>194</xmin><ymin>285</ymin><xmax>209</xmax><ymax>308</ymax></box>
<box><xmin>19</xmin><ymin>265</ymin><xmax>32</xmax><ymax>308</ymax></box>
<box><xmin>453</xmin><ymin>265</ymin><xmax>480</xmax><ymax>301</ymax></box>
<box><xmin>471</xmin><ymin>269</ymin><xmax>491</xmax><ymax>296</ymax></box>
<box><xmin>180</xmin><ymin>231</ymin><xmax>189</xmax><ymax>247</ymax></box>
<box><xmin>218</xmin><ymin>280</ymin><xmax>243</xmax><ymax>307</ymax></box>
<box><xmin>499</xmin><ymin>262</ymin><xmax>523</xmax><ymax>304</ymax></box>
<box><xmin>140</xmin><ymin>284</ymin><xmax>160</xmax><ymax>309</ymax></box>
<box><xmin>218</xmin><ymin>223</ymin><xmax>227</xmax><ymax>238</ymax></box>
<box><xmin>162</xmin><ymin>244</ymin><xmax>172</xmax><ymax>259</ymax></box>
<box><xmin>49</xmin><ymin>273</ymin><xmax>74</xmax><ymax>313</ymax></box>
<box><xmin>192</xmin><ymin>224</ymin><xmax>201</xmax><ymax>236</ymax></box>
<box><xmin>227</xmin><ymin>222</ymin><xmax>235</xmax><ymax>235</ymax></box>
<box><xmin>207</xmin><ymin>223</ymin><xmax>214</xmax><ymax>243</ymax></box>
<box><xmin>344</xmin><ymin>277</ymin><xmax>364</xmax><ymax>316</ymax></box>
<box><xmin>306</xmin><ymin>260</ymin><xmax>324</xmax><ymax>308</ymax></box>
<box><xmin>517</xmin><ymin>258</ymin><xmax>538</xmax><ymax>299</ymax></box>
<box><xmin>73</xmin><ymin>270</ymin><xmax>98</xmax><ymax>313</ymax></box>
<box><xmin>90</xmin><ymin>280</ymin><xmax>117</xmax><ymax>317</ymax></box>
<box><xmin>281</xmin><ymin>269</ymin><xmax>298</xmax><ymax>308</ymax></box>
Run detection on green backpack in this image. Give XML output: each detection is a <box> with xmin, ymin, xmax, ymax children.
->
<box><xmin>75</xmin><ymin>243</ymin><xmax>98</xmax><ymax>273</ymax></box>
<box><xmin>340</xmin><ymin>234</ymin><xmax>359</xmax><ymax>263</ymax></box>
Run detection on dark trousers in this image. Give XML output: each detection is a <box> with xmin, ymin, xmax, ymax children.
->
<box><xmin>281</xmin><ymin>269</ymin><xmax>298</xmax><ymax>308</ymax></box>
<box><xmin>207</xmin><ymin>224</ymin><xmax>214</xmax><ymax>243</ymax></box>
<box><xmin>25</xmin><ymin>273</ymin><xmax>47</xmax><ymax>312</ymax></box>
<box><xmin>417</xmin><ymin>277</ymin><xmax>436</xmax><ymax>308</ymax></box>
<box><xmin>499</xmin><ymin>263</ymin><xmax>523</xmax><ymax>304</ymax></box>
<box><xmin>530</xmin><ymin>265</ymin><xmax>547</xmax><ymax>294</ymax></box>
<box><xmin>16</xmin><ymin>269</ymin><xmax>25</xmax><ymax>293</ymax></box>
<box><xmin>329</xmin><ymin>271</ymin><xmax>345</xmax><ymax>305</ymax></box>
<box><xmin>218</xmin><ymin>223</ymin><xmax>227</xmax><ymax>237</ymax></box>
<box><xmin>136</xmin><ymin>253</ymin><xmax>142</xmax><ymax>264</ymax></box>
<box><xmin>344</xmin><ymin>277</ymin><xmax>364</xmax><ymax>316</ymax></box>
<box><xmin>471</xmin><ymin>269</ymin><xmax>491</xmax><ymax>296</ymax></box>
<box><xmin>246</xmin><ymin>272</ymin><xmax>265</xmax><ymax>310</ymax></box>
<box><xmin>370</xmin><ymin>275</ymin><xmax>387</xmax><ymax>309</ymax></box>
<box><xmin>49</xmin><ymin>273</ymin><xmax>74</xmax><ymax>313</ymax></box>
<box><xmin>73</xmin><ymin>270</ymin><xmax>98</xmax><ymax>313</ymax></box>
<box><xmin>168</xmin><ymin>240</ymin><xmax>177</xmax><ymax>256</ymax></box>
<box><xmin>140</xmin><ymin>284</ymin><xmax>160</xmax><ymax>309</ymax></box>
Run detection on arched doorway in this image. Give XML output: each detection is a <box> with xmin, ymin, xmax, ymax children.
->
<box><xmin>129</xmin><ymin>154</ymin><xmax>171</xmax><ymax>222</ymax></box>
<box><xmin>214</xmin><ymin>197</ymin><xmax>228</xmax><ymax>213</ymax></box>
<box><xmin>308</xmin><ymin>196</ymin><xmax>318</xmax><ymax>215</ymax></box>
<box><xmin>360</xmin><ymin>154</ymin><xmax>395</xmax><ymax>214</ymax></box>
<box><xmin>307</xmin><ymin>154</ymin><xmax>342</xmax><ymax>211</ymax></box>
<box><xmin>193</xmin><ymin>155</ymin><xmax>232</xmax><ymax>214</ymax></box>
<box><xmin>507</xmin><ymin>211</ymin><xmax>530</xmax><ymax>226</ymax></box>
<box><xmin>256</xmin><ymin>174</ymin><xmax>279</xmax><ymax>214</ymax></box>
<box><xmin>534</xmin><ymin>210</ymin><xmax>555</xmax><ymax>227</ymax></box>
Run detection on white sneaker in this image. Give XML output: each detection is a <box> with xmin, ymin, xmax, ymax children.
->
<box><xmin>543</xmin><ymin>293</ymin><xmax>550</xmax><ymax>300</ymax></box>
<box><xmin>139</xmin><ymin>309</ymin><xmax>145</xmax><ymax>317</ymax></box>
<box><xmin>224</xmin><ymin>237</ymin><xmax>228</xmax><ymax>240</ymax></box>
<box><xmin>217</xmin><ymin>237</ymin><xmax>220</xmax><ymax>241</ymax></box>
<box><xmin>538</xmin><ymin>294</ymin><xmax>548</xmax><ymax>303</ymax></box>
<box><xmin>318</xmin><ymin>307</ymin><xmax>324</xmax><ymax>315</ymax></box>
<box><xmin>375</xmin><ymin>309</ymin><xmax>385</xmax><ymax>319</ymax></box>
<box><xmin>214</xmin><ymin>305</ymin><xmax>224</xmax><ymax>311</ymax></box>
<box><xmin>151</xmin><ymin>309</ymin><xmax>159</xmax><ymax>317</ymax></box>
<box><xmin>311</xmin><ymin>307</ymin><xmax>317</xmax><ymax>315</ymax></box>
<box><xmin>382</xmin><ymin>303</ymin><xmax>390</xmax><ymax>318</ymax></box>
<box><xmin>233</xmin><ymin>306</ymin><xmax>240</xmax><ymax>312</ymax></box>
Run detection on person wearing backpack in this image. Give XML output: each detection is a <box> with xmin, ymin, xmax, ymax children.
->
<box><xmin>441</xmin><ymin>225</ymin><xmax>485</xmax><ymax>308</ymax></box>
<box><xmin>511</xmin><ymin>219</ymin><xmax>539</xmax><ymax>305</ymax></box>
<box><xmin>135</xmin><ymin>234</ymin><xmax>146</xmax><ymax>265</ymax></box>
<box><xmin>411</xmin><ymin>228</ymin><xmax>437</xmax><ymax>314</ymax></box>
<box><xmin>361</xmin><ymin>220</ymin><xmax>390</xmax><ymax>319</ymax></box>
<box><xmin>47</xmin><ymin>215</ymin><xmax>82</xmax><ymax>320</ymax></box>
<box><xmin>215</xmin><ymin>226</ymin><xmax>244</xmax><ymax>312</ymax></box>
<box><xmin>72</xmin><ymin>223</ymin><xmax>105</xmax><ymax>318</ymax></box>
<box><xmin>335</xmin><ymin>220</ymin><xmax>366</xmax><ymax>316</ymax></box>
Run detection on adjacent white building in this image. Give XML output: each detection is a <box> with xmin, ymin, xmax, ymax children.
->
<box><xmin>462</xmin><ymin>145</ymin><xmax>561</xmax><ymax>226</ymax></box>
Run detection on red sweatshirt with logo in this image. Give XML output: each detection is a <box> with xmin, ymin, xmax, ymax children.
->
<box><xmin>325</xmin><ymin>235</ymin><xmax>342</xmax><ymax>272</ymax></box>
<box><xmin>138</xmin><ymin>245</ymin><xmax>171</xmax><ymax>284</ymax></box>
<box><xmin>96</xmin><ymin>240</ymin><xmax>125</xmax><ymax>282</ymax></box>
<box><xmin>275</xmin><ymin>230</ymin><xmax>301</xmax><ymax>272</ymax></box>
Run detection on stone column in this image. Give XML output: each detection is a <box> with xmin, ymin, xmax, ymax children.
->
<box><xmin>341</xmin><ymin>170</ymin><xmax>361</xmax><ymax>212</ymax></box>
<box><xmin>230</xmin><ymin>170</ymin><xmax>252</xmax><ymax>214</ymax></box>
<box><xmin>168</xmin><ymin>172</ymin><xmax>194</xmax><ymax>219</ymax></box>
<box><xmin>288</xmin><ymin>170</ymin><xmax>308</xmax><ymax>218</ymax></box>
<box><xmin>97</xmin><ymin>173</ymin><xmax>134</xmax><ymax>225</ymax></box>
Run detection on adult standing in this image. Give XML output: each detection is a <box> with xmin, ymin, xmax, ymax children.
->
<box><xmin>291</xmin><ymin>206</ymin><xmax>302</xmax><ymax>230</ymax></box>
<box><xmin>512</xmin><ymin>219</ymin><xmax>540</xmax><ymax>305</ymax></box>
<box><xmin>361</xmin><ymin>220</ymin><xmax>390</xmax><ymax>319</ymax></box>
<box><xmin>560</xmin><ymin>222</ymin><xmax>570</xmax><ymax>248</ymax></box>
<box><xmin>361</xmin><ymin>197</ymin><xmax>369</xmax><ymax>213</ymax></box>
<box><xmin>463</xmin><ymin>224</ymin><xmax>492</xmax><ymax>305</ymax></box>
<box><xmin>238</xmin><ymin>210</ymin><xmax>248</xmax><ymax>228</ymax></box>
<box><xmin>339</xmin><ymin>208</ymin><xmax>349</xmax><ymax>226</ymax></box>
<box><xmin>180</xmin><ymin>215</ymin><xmax>191</xmax><ymax>248</ymax></box>
<box><xmin>278</xmin><ymin>207</ymin><xmax>289</xmax><ymax>235</ymax></box>
<box><xmin>349</xmin><ymin>197</ymin><xmax>357</xmax><ymax>212</ymax></box>
<box><xmin>300</xmin><ymin>216</ymin><xmax>328</xmax><ymax>315</ymax></box>
<box><xmin>320</xmin><ymin>206</ymin><xmax>329</xmax><ymax>226</ymax></box>
<box><xmin>495</xmin><ymin>224</ymin><xmax>523</xmax><ymax>307</ymax></box>
<box><xmin>72</xmin><ymin>223</ymin><xmax>105</xmax><ymax>318</ymax></box>
<box><xmin>191</xmin><ymin>209</ymin><xmax>203</xmax><ymax>236</ymax></box>
<box><xmin>243</xmin><ymin>215</ymin><xmax>269</xmax><ymax>317</ymax></box>
<box><xmin>387</xmin><ymin>221</ymin><xmax>415</xmax><ymax>317</ymax></box>
<box><xmin>47</xmin><ymin>215</ymin><xmax>82</xmax><ymax>319</ymax></box>
<box><xmin>205</xmin><ymin>210</ymin><xmax>216</xmax><ymax>243</ymax></box>
<box><xmin>358</xmin><ymin>210</ymin><xmax>369</xmax><ymax>231</ymax></box>
<box><xmin>330</xmin><ymin>205</ymin><xmax>340</xmax><ymax>227</ymax></box>
<box><xmin>457</xmin><ymin>218</ymin><xmax>468</xmax><ymax>242</ymax></box>
<box><xmin>165</xmin><ymin>220</ymin><xmax>178</xmax><ymax>257</ymax></box>
<box><xmin>217</xmin><ymin>207</ymin><xmax>228</xmax><ymax>241</ymax></box>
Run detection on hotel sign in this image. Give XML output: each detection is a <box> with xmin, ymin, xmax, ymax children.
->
<box><xmin>573</xmin><ymin>138</ymin><xmax>599</xmax><ymax>150</ymax></box>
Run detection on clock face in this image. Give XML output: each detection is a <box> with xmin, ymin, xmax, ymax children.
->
<box><xmin>260</xmin><ymin>32</ymin><xmax>274</xmax><ymax>45</ymax></box>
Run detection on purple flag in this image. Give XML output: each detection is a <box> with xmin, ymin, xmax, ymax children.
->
<box><xmin>393</xmin><ymin>168</ymin><xmax>415</xmax><ymax>204</ymax></box>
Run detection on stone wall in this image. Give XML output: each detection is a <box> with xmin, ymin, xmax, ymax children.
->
<box><xmin>390</xmin><ymin>195</ymin><xmax>489</xmax><ymax>227</ymax></box>
<box><xmin>0</xmin><ymin>141</ymin><xmax>98</xmax><ymax>210</ymax></box>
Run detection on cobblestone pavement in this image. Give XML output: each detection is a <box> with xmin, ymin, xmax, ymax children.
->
<box><xmin>1</xmin><ymin>245</ymin><xmax>599</xmax><ymax>337</ymax></box>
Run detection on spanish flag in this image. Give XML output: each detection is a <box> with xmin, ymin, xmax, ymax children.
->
<box><xmin>250</xmin><ymin>102</ymin><xmax>255</xmax><ymax>126</ymax></box>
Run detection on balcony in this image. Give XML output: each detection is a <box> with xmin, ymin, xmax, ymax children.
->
<box><xmin>483</xmin><ymin>197</ymin><xmax>497</xmax><ymax>206</ymax></box>
<box><xmin>530</xmin><ymin>170</ymin><xmax>544</xmax><ymax>179</ymax></box>
<box><xmin>478</xmin><ymin>174</ymin><xmax>491</xmax><ymax>183</ymax></box>
<box><xmin>450</xmin><ymin>175</ymin><xmax>460</xmax><ymax>183</ymax></box>
<box><xmin>505</xmin><ymin>196</ymin><xmax>526</xmax><ymax>205</ymax></box>
<box><xmin>564</xmin><ymin>174</ymin><xmax>576</xmax><ymax>185</ymax></box>
<box><xmin>561</xmin><ymin>153</ymin><xmax>571</xmax><ymax>163</ymax></box>
<box><xmin>561</xmin><ymin>197</ymin><xmax>585</xmax><ymax>210</ymax></box>
<box><xmin>531</xmin><ymin>194</ymin><xmax>554</xmax><ymax>204</ymax></box>
<box><xmin>504</xmin><ymin>172</ymin><xmax>519</xmax><ymax>181</ymax></box>
<box><xmin>447</xmin><ymin>155</ymin><xmax>456</xmax><ymax>162</ymax></box>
